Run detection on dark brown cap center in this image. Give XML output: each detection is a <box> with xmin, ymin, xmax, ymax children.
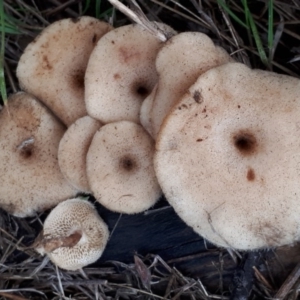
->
<box><xmin>119</xmin><ymin>155</ymin><xmax>138</xmax><ymax>173</ymax></box>
<box><xmin>233</xmin><ymin>131</ymin><xmax>257</xmax><ymax>156</ymax></box>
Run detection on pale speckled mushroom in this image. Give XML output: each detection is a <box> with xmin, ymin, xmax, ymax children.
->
<box><xmin>0</xmin><ymin>92</ymin><xmax>77</xmax><ymax>217</ymax></box>
<box><xmin>17</xmin><ymin>17</ymin><xmax>113</xmax><ymax>126</ymax></box>
<box><xmin>87</xmin><ymin>121</ymin><xmax>161</xmax><ymax>214</ymax></box>
<box><xmin>34</xmin><ymin>198</ymin><xmax>109</xmax><ymax>270</ymax></box>
<box><xmin>149</xmin><ymin>32</ymin><xmax>232</xmax><ymax>139</ymax></box>
<box><xmin>155</xmin><ymin>63</ymin><xmax>300</xmax><ymax>250</ymax></box>
<box><xmin>85</xmin><ymin>23</ymin><xmax>175</xmax><ymax>124</ymax></box>
<box><xmin>58</xmin><ymin>116</ymin><xmax>101</xmax><ymax>193</ymax></box>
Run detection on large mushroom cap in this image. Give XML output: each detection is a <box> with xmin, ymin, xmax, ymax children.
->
<box><xmin>155</xmin><ymin>63</ymin><xmax>300</xmax><ymax>250</ymax></box>
<box><xmin>17</xmin><ymin>17</ymin><xmax>112</xmax><ymax>126</ymax></box>
<box><xmin>58</xmin><ymin>116</ymin><xmax>101</xmax><ymax>192</ymax></box>
<box><xmin>85</xmin><ymin>23</ymin><xmax>174</xmax><ymax>124</ymax></box>
<box><xmin>150</xmin><ymin>32</ymin><xmax>232</xmax><ymax>138</ymax></box>
<box><xmin>0</xmin><ymin>92</ymin><xmax>77</xmax><ymax>217</ymax></box>
<box><xmin>87</xmin><ymin>121</ymin><xmax>161</xmax><ymax>214</ymax></box>
<box><xmin>35</xmin><ymin>198</ymin><xmax>109</xmax><ymax>270</ymax></box>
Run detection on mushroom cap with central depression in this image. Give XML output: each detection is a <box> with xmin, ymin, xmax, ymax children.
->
<box><xmin>0</xmin><ymin>92</ymin><xmax>77</xmax><ymax>217</ymax></box>
<box><xmin>148</xmin><ymin>31</ymin><xmax>232</xmax><ymax>139</ymax></box>
<box><xmin>155</xmin><ymin>63</ymin><xmax>300</xmax><ymax>250</ymax></box>
<box><xmin>87</xmin><ymin>121</ymin><xmax>161</xmax><ymax>214</ymax></box>
<box><xmin>17</xmin><ymin>17</ymin><xmax>112</xmax><ymax>126</ymax></box>
<box><xmin>85</xmin><ymin>23</ymin><xmax>174</xmax><ymax>124</ymax></box>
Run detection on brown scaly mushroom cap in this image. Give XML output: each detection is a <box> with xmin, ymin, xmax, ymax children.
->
<box><xmin>35</xmin><ymin>198</ymin><xmax>109</xmax><ymax>270</ymax></box>
<box><xmin>17</xmin><ymin>17</ymin><xmax>112</xmax><ymax>126</ymax></box>
<box><xmin>155</xmin><ymin>63</ymin><xmax>300</xmax><ymax>250</ymax></box>
<box><xmin>58</xmin><ymin>116</ymin><xmax>101</xmax><ymax>193</ymax></box>
<box><xmin>149</xmin><ymin>32</ymin><xmax>232</xmax><ymax>139</ymax></box>
<box><xmin>85</xmin><ymin>23</ymin><xmax>175</xmax><ymax>124</ymax></box>
<box><xmin>87</xmin><ymin>121</ymin><xmax>161</xmax><ymax>214</ymax></box>
<box><xmin>0</xmin><ymin>92</ymin><xmax>77</xmax><ymax>217</ymax></box>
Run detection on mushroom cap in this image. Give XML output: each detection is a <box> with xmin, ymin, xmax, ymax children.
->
<box><xmin>0</xmin><ymin>92</ymin><xmax>77</xmax><ymax>217</ymax></box>
<box><xmin>36</xmin><ymin>198</ymin><xmax>109</xmax><ymax>270</ymax></box>
<box><xmin>139</xmin><ymin>84</ymin><xmax>157</xmax><ymax>137</ymax></box>
<box><xmin>17</xmin><ymin>17</ymin><xmax>112</xmax><ymax>126</ymax></box>
<box><xmin>87</xmin><ymin>121</ymin><xmax>161</xmax><ymax>214</ymax></box>
<box><xmin>155</xmin><ymin>63</ymin><xmax>300</xmax><ymax>250</ymax></box>
<box><xmin>150</xmin><ymin>32</ymin><xmax>232</xmax><ymax>138</ymax></box>
<box><xmin>58</xmin><ymin>116</ymin><xmax>101</xmax><ymax>192</ymax></box>
<box><xmin>85</xmin><ymin>23</ymin><xmax>174</xmax><ymax>124</ymax></box>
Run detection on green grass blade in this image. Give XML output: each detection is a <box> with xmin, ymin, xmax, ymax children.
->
<box><xmin>242</xmin><ymin>0</ymin><xmax>268</xmax><ymax>67</ymax></box>
<box><xmin>3</xmin><ymin>18</ymin><xmax>20</xmax><ymax>34</ymax></box>
<box><xmin>0</xmin><ymin>0</ymin><xmax>7</xmax><ymax>105</ymax></box>
<box><xmin>217</xmin><ymin>0</ymin><xmax>248</xmax><ymax>29</ymax></box>
<box><xmin>268</xmin><ymin>0</ymin><xmax>274</xmax><ymax>59</ymax></box>
<box><xmin>99</xmin><ymin>7</ymin><xmax>113</xmax><ymax>19</ymax></box>
<box><xmin>83</xmin><ymin>0</ymin><xmax>112</xmax><ymax>20</ymax></box>
<box><xmin>2</xmin><ymin>26</ymin><xmax>20</xmax><ymax>34</ymax></box>
<box><xmin>82</xmin><ymin>0</ymin><xmax>91</xmax><ymax>14</ymax></box>
<box><xmin>95</xmin><ymin>0</ymin><xmax>102</xmax><ymax>19</ymax></box>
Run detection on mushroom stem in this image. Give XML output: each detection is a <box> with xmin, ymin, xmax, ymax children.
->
<box><xmin>107</xmin><ymin>0</ymin><xmax>170</xmax><ymax>42</ymax></box>
<box><xmin>34</xmin><ymin>230</ymin><xmax>82</xmax><ymax>254</ymax></box>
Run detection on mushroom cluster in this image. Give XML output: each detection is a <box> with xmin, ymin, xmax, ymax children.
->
<box><xmin>2</xmin><ymin>12</ymin><xmax>300</xmax><ymax>270</ymax></box>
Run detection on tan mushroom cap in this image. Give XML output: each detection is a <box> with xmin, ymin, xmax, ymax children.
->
<box><xmin>35</xmin><ymin>198</ymin><xmax>109</xmax><ymax>270</ymax></box>
<box><xmin>0</xmin><ymin>92</ymin><xmax>77</xmax><ymax>217</ymax></box>
<box><xmin>85</xmin><ymin>23</ymin><xmax>174</xmax><ymax>124</ymax></box>
<box><xmin>155</xmin><ymin>63</ymin><xmax>300</xmax><ymax>250</ymax></box>
<box><xmin>17</xmin><ymin>17</ymin><xmax>112</xmax><ymax>126</ymax></box>
<box><xmin>150</xmin><ymin>32</ymin><xmax>232</xmax><ymax>139</ymax></box>
<box><xmin>58</xmin><ymin>116</ymin><xmax>101</xmax><ymax>193</ymax></box>
<box><xmin>87</xmin><ymin>121</ymin><xmax>161</xmax><ymax>214</ymax></box>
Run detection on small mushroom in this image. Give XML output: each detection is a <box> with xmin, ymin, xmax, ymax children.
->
<box><xmin>17</xmin><ymin>17</ymin><xmax>112</xmax><ymax>126</ymax></box>
<box><xmin>58</xmin><ymin>116</ymin><xmax>101</xmax><ymax>193</ymax></box>
<box><xmin>87</xmin><ymin>121</ymin><xmax>161</xmax><ymax>214</ymax></box>
<box><xmin>155</xmin><ymin>63</ymin><xmax>300</xmax><ymax>250</ymax></box>
<box><xmin>85</xmin><ymin>23</ymin><xmax>175</xmax><ymax>124</ymax></box>
<box><xmin>149</xmin><ymin>32</ymin><xmax>232</xmax><ymax>138</ymax></box>
<box><xmin>0</xmin><ymin>92</ymin><xmax>77</xmax><ymax>217</ymax></box>
<box><xmin>34</xmin><ymin>198</ymin><xmax>109</xmax><ymax>270</ymax></box>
